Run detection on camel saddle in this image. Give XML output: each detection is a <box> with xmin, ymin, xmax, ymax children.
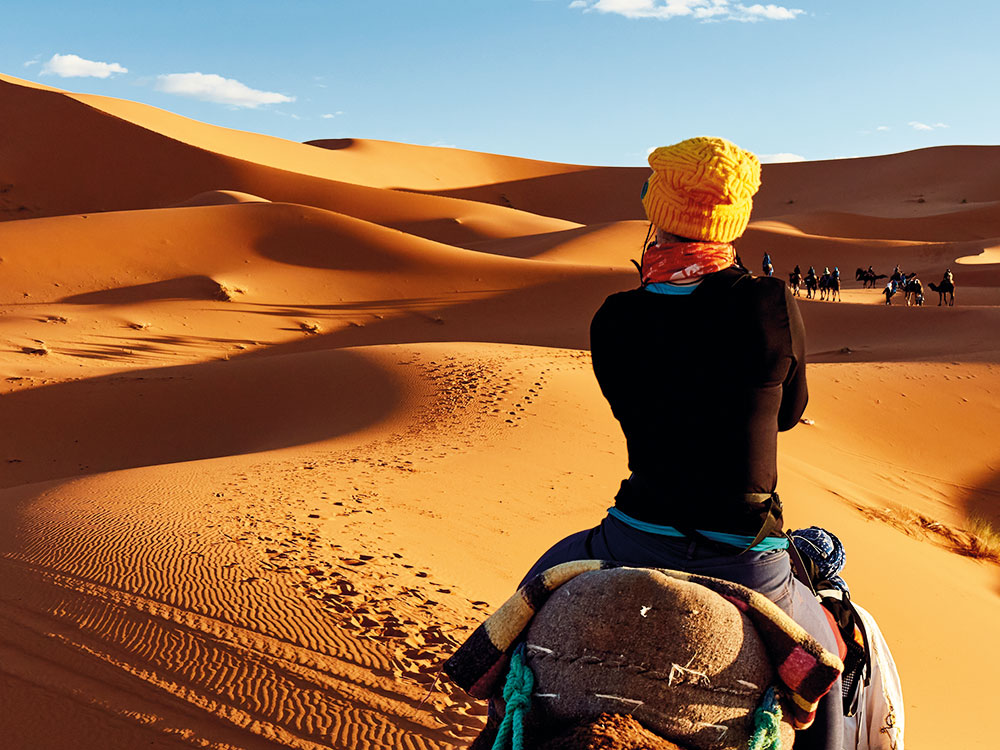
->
<box><xmin>520</xmin><ymin>567</ymin><xmax>797</xmax><ymax>749</ymax></box>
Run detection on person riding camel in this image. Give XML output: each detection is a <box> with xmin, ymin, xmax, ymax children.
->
<box><xmin>820</xmin><ymin>267</ymin><xmax>832</xmax><ymax>301</ymax></box>
<box><xmin>929</xmin><ymin>268</ymin><xmax>956</xmax><ymax>306</ymax></box>
<box><xmin>512</xmin><ymin>136</ymin><xmax>844</xmax><ymax>749</ymax></box>
<box><xmin>790</xmin><ymin>263</ymin><xmax>802</xmax><ymax>297</ymax></box>
<box><xmin>805</xmin><ymin>265</ymin><xmax>818</xmax><ymax>299</ymax></box>
<box><xmin>830</xmin><ymin>266</ymin><xmax>842</xmax><ymax>302</ymax></box>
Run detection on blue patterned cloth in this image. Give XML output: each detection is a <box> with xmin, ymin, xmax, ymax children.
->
<box><xmin>790</xmin><ymin>527</ymin><xmax>849</xmax><ymax>593</ymax></box>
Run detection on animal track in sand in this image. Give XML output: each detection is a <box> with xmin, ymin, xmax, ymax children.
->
<box><xmin>207</xmin><ymin>451</ymin><xmax>490</xmax><ymax>734</ymax></box>
<box><xmin>196</xmin><ymin>349</ymin><xmax>599</xmax><ymax>736</ymax></box>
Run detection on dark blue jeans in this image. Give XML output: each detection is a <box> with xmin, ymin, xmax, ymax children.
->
<box><xmin>520</xmin><ymin>513</ymin><xmax>844</xmax><ymax>750</ymax></box>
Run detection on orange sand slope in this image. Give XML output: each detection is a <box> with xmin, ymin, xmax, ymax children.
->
<box><xmin>1</xmin><ymin>73</ymin><xmax>999</xmax><ymax>750</ymax></box>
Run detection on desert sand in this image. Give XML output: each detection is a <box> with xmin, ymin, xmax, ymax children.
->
<box><xmin>1</xmin><ymin>72</ymin><xmax>998</xmax><ymax>749</ymax></box>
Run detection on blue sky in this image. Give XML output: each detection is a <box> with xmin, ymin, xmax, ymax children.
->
<box><xmin>3</xmin><ymin>1</ymin><xmax>997</xmax><ymax>166</ymax></box>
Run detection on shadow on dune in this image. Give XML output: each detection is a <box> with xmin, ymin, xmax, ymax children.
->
<box><xmin>799</xmin><ymin>302</ymin><xmax>1000</xmax><ymax>363</ymax></box>
<box><xmin>959</xmin><ymin>468</ymin><xmax>1000</xmax><ymax>597</ymax></box>
<box><xmin>60</xmin><ymin>275</ymin><xmax>230</xmax><ymax>305</ymax></box>
<box><xmin>304</xmin><ymin>137</ymin><xmax>356</xmax><ymax>150</ymax></box>
<box><xmin>405</xmin><ymin>168</ymin><xmax>646</xmax><ymax>225</ymax></box>
<box><xmin>217</xmin><ymin>275</ymin><xmax>1000</xmax><ymax>366</ymax></box>
<box><xmin>459</xmin><ymin>222</ymin><xmax>642</xmax><ymax>260</ymax></box>
<box><xmin>253</xmin><ymin>217</ymin><xmax>422</xmax><ymax>272</ymax></box>
<box><xmin>964</xmin><ymin>467</ymin><xmax>1000</xmax><ymax>529</ymax></box>
<box><xmin>0</xmin><ymin>347</ymin><xmax>403</xmax><ymax>490</ymax></box>
<box><xmin>232</xmin><ymin>272</ymin><xmax>632</xmax><ymax>358</ymax></box>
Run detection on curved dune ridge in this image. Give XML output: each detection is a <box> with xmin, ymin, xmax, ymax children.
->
<box><xmin>171</xmin><ymin>189</ymin><xmax>272</xmax><ymax>207</ymax></box>
<box><xmin>1</xmin><ymin>74</ymin><xmax>999</xmax><ymax>750</ymax></box>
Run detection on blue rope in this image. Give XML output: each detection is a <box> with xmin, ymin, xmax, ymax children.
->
<box><xmin>747</xmin><ymin>686</ymin><xmax>783</xmax><ymax>750</ymax></box>
<box><xmin>491</xmin><ymin>644</ymin><xmax>535</xmax><ymax>750</ymax></box>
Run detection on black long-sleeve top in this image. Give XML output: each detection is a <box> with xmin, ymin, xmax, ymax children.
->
<box><xmin>590</xmin><ymin>267</ymin><xmax>808</xmax><ymax>536</ymax></box>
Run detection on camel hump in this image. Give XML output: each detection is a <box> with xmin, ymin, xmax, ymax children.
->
<box><xmin>525</xmin><ymin>567</ymin><xmax>794</xmax><ymax>750</ymax></box>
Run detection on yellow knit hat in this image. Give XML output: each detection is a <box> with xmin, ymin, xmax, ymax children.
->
<box><xmin>640</xmin><ymin>136</ymin><xmax>761</xmax><ymax>243</ymax></box>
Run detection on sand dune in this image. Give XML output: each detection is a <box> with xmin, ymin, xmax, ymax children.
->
<box><xmin>750</xmin><ymin>203</ymin><xmax>1000</xmax><ymax>243</ymax></box>
<box><xmin>1</xmin><ymin>73</ymin><xmax>999</xmax><ymax>750</ymax></box>
<box><xmin>0</xmin><ymin>74</ymin><xmax>577</xmax><ymax>246</ymax></box>
<box><xmin>753</xmin><ymin>146</ymin><xmax>1000</xmax><ymax>218</ymax></box>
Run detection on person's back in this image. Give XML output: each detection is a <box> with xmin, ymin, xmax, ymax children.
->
<box><xmin>591</xmin><ymin>269</ymin><xmax>805</xmax><ymax>532</ymax></box>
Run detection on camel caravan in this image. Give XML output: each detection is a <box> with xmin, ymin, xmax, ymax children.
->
<box><xmin>880</xmin><ymin>266</ymin><xmax>955</xmax><ymax>306</ymax></box>
<box><xmin>786</xmin><ymin>264</ymin><xmax>840</xmax><ymax>301</ymax></box>
<box><xmin>787</xmin><ymin>261</ymin><xmax>955</xmax><ymax>307</ymax></box>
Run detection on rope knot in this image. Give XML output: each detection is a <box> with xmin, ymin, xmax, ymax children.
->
<box><xmin>748</xmin><ymin>686</ymin><xmax>783</xmax><ymax>750</ymax></box>
<box><xmin>492</xmin><ymin>644</ymin><xmax>535</xmax><ymax>750</ymax></box>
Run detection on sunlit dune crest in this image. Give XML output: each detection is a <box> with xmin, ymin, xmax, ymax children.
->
<box><xmin>0</xmin><ymin>73</ymin><xmax>998</xmax><ymax>750</ymax></box>
<box><xmin>956</xmin><ymin>245</ymin><xmax>1000</xmax><ymax>265</ymax></box>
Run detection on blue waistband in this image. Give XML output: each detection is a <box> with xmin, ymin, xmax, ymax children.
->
<box><xmin>607</xmin><ymin>507</ymin><xmax>789</xmax><ymax>552</ymax></box>
<box><xmin>644</xmin><ymin>281</ymin><xmax>700</xmax><ymax>295</ymax></box>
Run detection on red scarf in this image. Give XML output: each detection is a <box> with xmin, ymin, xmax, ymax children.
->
<box><xmin>641</xmin><ymin>241</ymin><xmax>736</xmax><ymax>285</ymax></box>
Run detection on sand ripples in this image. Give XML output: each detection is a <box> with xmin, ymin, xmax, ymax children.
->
<box><xmin>0</xmin><ymin>476</ymin><xmax>466</xmax><ymax>749</ymax></box>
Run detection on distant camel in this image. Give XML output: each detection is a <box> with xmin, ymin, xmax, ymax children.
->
<box><xmin>903</xmin><ymin>275</ymin><xmax>923</xmax><ymax>306</ymax></box>
<box><xmin>856</xmin><ymin>267</ymin><xmax>888</xmax><ymax>289</ymax></box>
<box><xmin>804</xmin><ymin>272</ymin><xmax>818</xmax><ymax>299</ymax></box>
<box><xmin>829</xmin><ymin>273</ymin><xmax>841</xmax><ymax>302</ymax></box>
<box><xmin>788</xmin><ymin>269</ymin><xmax>801</xmax><ymax>297</ymax></box>
<box><xmin>928</xmin><ymin>279</ymin><xmax>955</xmax><ymax>306</ymax></box>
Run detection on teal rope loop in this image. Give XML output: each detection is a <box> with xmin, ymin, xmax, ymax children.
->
<box><xmin>491</xmin><ymin>644</ymin><xmax>535</xmax><ymax>750</ymax></box>
<box><xmin>747</xmin><ymin>686</ymin><xmax>783</xmax><ymax>750</ymax></box>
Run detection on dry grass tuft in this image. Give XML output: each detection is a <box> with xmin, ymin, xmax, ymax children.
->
<box><xmin>854</xmin><ymin>504</ymin><xmax>1000</xmax><ymax>564</ymax></box>
<box><xmin>965</xmin><ymin>515</ymin><xmax>1000</xmax><ymax>561</ymax></box>
<box><xmin>213</xmin><ymin>282</ymin><xmax>246</xmax><ymax>302</ymax></box>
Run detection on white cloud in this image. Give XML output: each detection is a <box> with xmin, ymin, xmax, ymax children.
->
<box><xmin>759</xmin><ymin>152</ymin><xmax>806</xmax><ymax>163</ymax></box>
<box><xmin>733</xmin><ymin>4</ymin><xmax>802</xmax><ymax>21</ymax></box>
<box><xmin>156</xmin><ymin>73</ymin><xmax>294</xmax><ymax>108</ymax></box>
<box><xmin>41</xmin><ymin>53</ymin><xmax>127</xmax><ymax>78</ymax></box>
<box><xmin>876</xmin><ymin>125</ymin><xmax>890</xmax><ymax>131</ymax></box>
<box><xmin>909</xmin><ymin>121</ymin><xmax>948</xmax><ymax>131</ymax></box>
<box><xmin>321</xmin><ymin>111</ymin><xmax>344</xmax><ymax>119</ymax></box>
<box><xmin>569</xmin><ymin>0</ymin><xmax>803</xmax><ymax>21</ymax></box>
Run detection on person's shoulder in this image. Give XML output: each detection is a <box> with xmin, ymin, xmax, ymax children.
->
<box><xmin>720</xmin><ymin>273</ymin><xmax>796</xmax><ymax>319</ymax></box>
<box><xmin>598</xmin><ymin>287</ymin><xmax>646</xmax><ymax>308</ymax></box>
<box><xmin>720</xmin><ymin>270</ymin><xmax>787</xmax><ymax>300</ymax></box>
<box><xmin>592</xmin><ymin>287</ymin><xmax>647</xmax><ymax>321</ymax></box>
